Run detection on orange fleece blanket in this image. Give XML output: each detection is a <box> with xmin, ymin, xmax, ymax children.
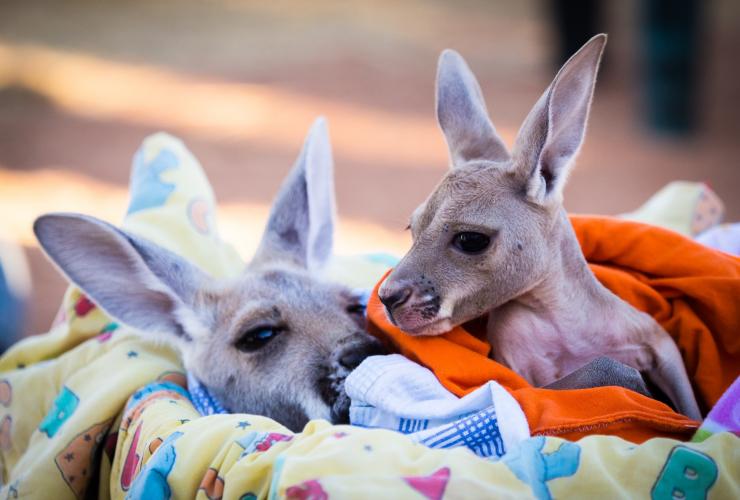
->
<box><xmin>367</xmin><ymin>216</ymin><xmax>740</xmax><ymax>443</ymax></box>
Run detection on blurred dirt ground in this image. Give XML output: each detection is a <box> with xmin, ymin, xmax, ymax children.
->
<box><xmin>0</xmin><ymin>0</ymin><xmax>738</xmax><ymax>337</ymax></box>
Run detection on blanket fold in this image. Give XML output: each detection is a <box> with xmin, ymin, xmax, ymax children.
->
<box><xmin>367</xmin><ymin>216</ymin><xmax>740</xmax><ymax>443</ymax></box>
<box><xmin>114</xmin><ymin>377</ymin><xmax>740</xmax><ymax>499</ymax></box>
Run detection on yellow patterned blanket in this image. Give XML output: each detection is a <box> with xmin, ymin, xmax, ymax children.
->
<box><xmin>0</xmin><ymin>133</ymin><xmax>737</xmax><ymax>499</ymax></box>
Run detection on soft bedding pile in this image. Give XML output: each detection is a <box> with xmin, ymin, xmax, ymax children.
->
<box><xmin>0</xmin><ymin>134</ymin><xmax>737</xmax><ymax>499</ymax></box>
<box><xmin>367</xmin><ymin>216</ymin><xmax>740</xmax><ymax>443</ymax></box>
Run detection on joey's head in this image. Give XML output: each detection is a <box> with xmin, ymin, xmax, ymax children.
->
<box><xmin>34</xmin><ymin>119</ymin><xmax>383</xmax><ymax>431</ymax></box>
<box><xmin>379</xmin><ymin>35</ymin><xmax>607</xmax><ymax>335</ymax></box>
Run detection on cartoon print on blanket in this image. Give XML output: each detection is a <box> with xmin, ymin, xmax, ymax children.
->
<box><xmin>120</xmin><ymin>422</ymin><xmax>144</xmax><ymax>491</ymax></box>
<box><xmin>111</xmin><ymin>379</ymin><xmax>738</xmax><ymax>499</ymax></box>
<box><xmin>188</xmin><ymin>198</ymin><xmax>214</xmax><ymax>235</ymax></box>
<box><xmin>0</xmin><ymin>380</ymin><xmax>11</xmax><ymax>452</ymax></box>
<box><xmin>55</xmin><ymin>418</ymin><xmax>113</xmax><ymax>498</ymax></box>
<box><xmin>73</xmin><ymin>294</ymin><xmax>96</xmax><ymax>317</ymax></box>
<box><xmin>127</xmin><ymin>148</ymin><xmax>179</xmax><ymax>215</ymax></box>
<box><xmin>501</xmin><ymin>436</ymin><xmax>580</xmax><ymax>500</ymax></box>
<box><xmin>200</xmin><ymin>467</ymin><xmax>226</xmax><ymax>499</ymax></box>
<box><xmin>402</xmin><ymin>467</ymin><xmax>451</xmax><ymax>500</ymax></box>
<box><xmin>651</xmin><ymin>446</ymin><xmax>718</xmax><ymax>500</ymax></box>
<box><xmin>39</xmin><ymin>386</ymin><xmax>80</xmax><ymax>438</ymax></box>
<box><xmin>125</xmin><ymin>431</ymin><xmax>183</xmax><ymax>500</ymax></box>
<box><xmin>0</xmin><ymin>414</ymin><xmax>11</xmax><ymax>451</ymax></box>
<box><xmin>97</xmin><ymin>322</ymin><xmax>119</xmax><ymax>343</ymax></box>
<box><xmin>285</xmin><ymin>479</ymin><xmax>329</xmax><ymax>500</ymax></box>
<box><xmin>119</xmin><ymin>381</ymin><xmax>193</xmax><ymax>492</ymax></box>
<box><xmin>0</xmin><ymin>379</ymin><xmax>11</xmax><ymax>406</ymax></box>
<box><xmin>1</xmin><ymin>131</ymin><xmax>738</xmax><ymax>499</ymax></box>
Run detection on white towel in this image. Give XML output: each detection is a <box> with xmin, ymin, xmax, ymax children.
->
<box><xmin>696</xmin><ymin>223</ymin><xmax>740</xmax><ymax>256</ymax></box>
<box><xmin>345</xmin><ymin>354</ymin><xmax>530</xmax><ymax>458</ymax></box>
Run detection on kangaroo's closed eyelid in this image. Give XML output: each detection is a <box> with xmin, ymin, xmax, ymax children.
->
<box><xmin>229</xmin><ymin>304</ymin><xmax>283</xmax><ymax>340</ymax></box>
<box><xmin>234</xmin><ymin>324</ymin><xmax>286</xmax><ymax>352</ymax></box>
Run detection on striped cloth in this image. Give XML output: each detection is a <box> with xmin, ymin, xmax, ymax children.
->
<box><xmin>346</xmin><ymin>354</ymin><xmax>530</xmax><ymax>459</ymax></box>
<box><xmin>186</xmin><ymin>372</ymin><xmax>228</xmax><ymax>415</ymax></box>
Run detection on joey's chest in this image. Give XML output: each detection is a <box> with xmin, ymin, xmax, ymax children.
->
<box><xmin>485</xmin><ymin>306</ymin><xmax>605</xmax><ymax>387</ymax></box>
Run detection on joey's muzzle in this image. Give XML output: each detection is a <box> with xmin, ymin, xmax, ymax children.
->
<box><xmin>324</xmin><ymin>333</ymin><xmax>385</xmax><ymax>424</ymax></box>
<box><xmin>378</xmin><ymin>285</ymin><xmax>412</xmax><ymax>317</ymax></box>
<box><xmin>378</xmin><ymin>272</ymin><xmax>445</xmax><ymax>334</ymax></box>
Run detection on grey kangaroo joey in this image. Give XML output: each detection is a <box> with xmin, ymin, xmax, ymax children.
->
<box><xmin>34</xmin><ymin>118</ymin><xmax>384</xmax><ymax>432</ymax></box>
<box><xmin>378</xmin><ymin>35</ymin><xmax>701</xmax><ymax>420</ymax></box>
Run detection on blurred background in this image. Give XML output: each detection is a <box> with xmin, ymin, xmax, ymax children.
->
<box><xmin>0</xmin><ymin>0</ymin><xmax>738</xmax><ymax>342</ymax></box>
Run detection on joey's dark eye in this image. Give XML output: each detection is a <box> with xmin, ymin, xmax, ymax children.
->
<box><xmin>235</xmin><ymin>326</ymin><xmax>284</xmax><ymax>352</ymax></box>
<box><xmin>346</xmin><ymin>303</ymin><xmax>366</xmax><ymax>315</ymax></box>
<box><xmin>452</xmin><ymin>232</ymin><xmax>491</xmax><ymax>254</ymax></box>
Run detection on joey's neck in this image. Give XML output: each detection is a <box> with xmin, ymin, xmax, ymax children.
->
<box><xmin>504</xmin><ymin>210</ymin><xmax>625</xmax><ymax>332</ymax></box>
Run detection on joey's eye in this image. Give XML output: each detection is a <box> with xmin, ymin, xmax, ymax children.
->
<box><xmin>452</xmin><ymin>232</ymin><xmax>491</xmax><ymax>254</ymax></box>
<box><xmin>235</xmin><ymin>326</ymin><xmax>284</xmax><ymax>352</ymax></box>
<box><xmin>346</xmin><ymin>303</ymin><xmax>366</xmax><ymax>315</ymax></box>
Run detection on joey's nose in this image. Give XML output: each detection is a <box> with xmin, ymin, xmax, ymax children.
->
<box><xmin>338</xmin><ymin>338</ymin><xmax>385</xmax><ymax>370</ymax></box>
<box><xmin>339</xmin><ymin>350</ymin><xmax>367</xmax><ymax>370</ymax></box>
<box><xmin>379</xmin><ymin>286</ymin><xmax>412</xmax><ymax>314</ymax></box>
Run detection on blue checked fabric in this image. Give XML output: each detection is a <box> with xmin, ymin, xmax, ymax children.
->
<box><xmin>346</xmin><ymin>354</ymin><xmax>529</xmax><ymax>459</ymax></box>
<box><xmin>186</xmin><ymin>372</ymin><xmax>228</xmax><ymax>416</ymax></box>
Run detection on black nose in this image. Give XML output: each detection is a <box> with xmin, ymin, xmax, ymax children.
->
<box><xmin>379</xmin><ymin>287</ymin><xmax>412</xmax><ymax>313</ymax></box>
<box><xmin>339</xmin><ymin>350</ymin><xmax>366</xmax><ymax>370</ymax></box>
<box><xmin>338</xmin><ymin>338</ymin><xmax>385</xmax><ymax>370</ymax></box>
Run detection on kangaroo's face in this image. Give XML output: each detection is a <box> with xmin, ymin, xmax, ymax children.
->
<box><xmin>379</xmin><ymin>36</ymin><xmax>607</xmax><ymax>335</ymax></box>
<box><xmin>34</xmin><ymin>118</ymin><xmax>383</xmax><ymax>432</ymax></box>
<box><xmin>382</xmin><ymin>163</ymin><xmax>552</xmax><ymax>335</ymax></box>
<box><xmin>187</xmin><ymin>266</ymin><xmax>380</xmax><ymax>431</ymax></box>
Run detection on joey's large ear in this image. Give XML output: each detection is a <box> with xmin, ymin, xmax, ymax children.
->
<box><xmin>251</xmin><ymin>117</ymin><xmax>336</xmax><ymax>270</ymax></box>
<box><xmin>34</xmin><ymin>213</ymin><xmax>207</xmax><ymax>343</ymax></box>
<box><xmin>514</xmin><ymin>34</ymin><xmax>606</xmax><ymax>204</ymax></box>
<box><xmin>436</xmin><ymin>49</ymin><xmax>510</xmax><ymax>167</ymax></box>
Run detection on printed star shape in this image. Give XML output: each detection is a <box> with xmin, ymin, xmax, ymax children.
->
<box><xmin>236</xmin><ymin>420</ymin><xmax>250</xmax><ymax>429</ymax></box>
<box><xmin>127</xmin><ymin>351</ymin><xmax>139</xmax><ymax>358</ymax></box>
<box><xmin>64</xmin><ymin>452</ymin><xmax>75</xmax><ymax>462</ymax></box>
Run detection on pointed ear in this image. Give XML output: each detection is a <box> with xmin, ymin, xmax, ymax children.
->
<box><xmin>251</xmin><ymin>117</ymin><xmax>336</xmax><ymax>271</ymax></box>
<box><xmin>514</xmin><ymin>34</ymin><xmax>607</xmax><ymax>204</ymax></box>
<box><xmin>34</xmin><ymin>213</ymin><xmax>207</xmax><ymax>344</ymax></box>
<box><xmin>436</xmin><ymin>49</ymin><xmax>510</xmax><ymax>167</ymax></box>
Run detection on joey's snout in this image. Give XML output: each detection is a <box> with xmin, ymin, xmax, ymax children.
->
<box><xmin>338</xmin><ymin>340</ymin><xmax>382</xmax><ymax>370</ymax></box>
<box><xmin>378</xmin><ymin>274</ymin><xmax>448</xmax><ymax>335</ymax></box>
<box><xmin>333</xmin><ymin>334</ymin><xmax>385</xmax><ymax>371</ymax></box>
<box><xmin>323</xmin><ymin>333</ymin><xmax>385</xmax><ymax>424</ymax></box>
<box><xmin>378</xmin><ymin>285</ymin><xmax>412</xmax><ymax>313</ymax></box>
